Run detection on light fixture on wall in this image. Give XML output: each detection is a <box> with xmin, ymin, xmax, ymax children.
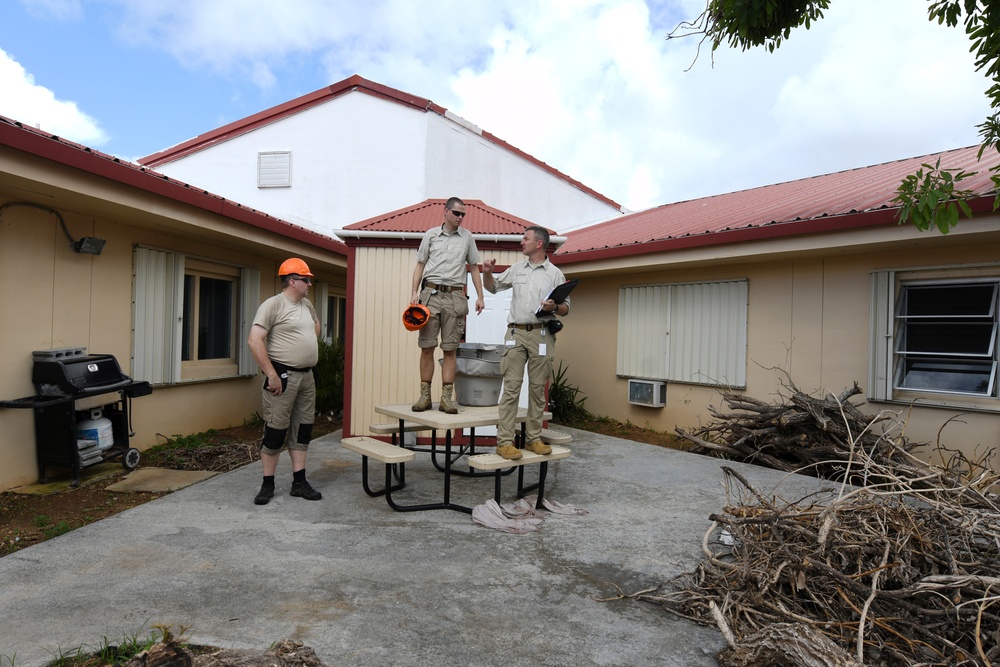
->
<box><xmin>0</xmin><ymin>201</ymin><xmax>106</xmax><ymax>255</ymax></box>
<box><xmin>73</xmin><ymin>236</ymin><xmax>106</xmax><ymax>255</ymax></box>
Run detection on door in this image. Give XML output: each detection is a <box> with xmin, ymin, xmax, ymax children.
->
<box><xmin>465</xmin><ymin>273</ymin><xmax>528</xmax><ymax>435</ymax></box>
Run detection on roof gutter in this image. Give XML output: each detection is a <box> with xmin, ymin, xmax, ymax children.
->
<box><xmin>334</xmin><ymin>229</ymin><xmax>567</xmax><ymax>247</ymax></box>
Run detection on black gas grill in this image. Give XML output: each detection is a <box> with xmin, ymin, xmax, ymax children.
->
<box><xmin>32</xmin><ymin>348</ymin><xmax>136</xmax><ymax>397</ymax></box>
<box><xmin>0</xmin><ymin>348</ymin><xmax>152</xmax><ymax>486</ymax></box>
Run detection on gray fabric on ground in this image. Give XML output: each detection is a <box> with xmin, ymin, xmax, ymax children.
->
<box><xmin>472</xmin><ymin>494</ymin><xmax>587</xmax><ymax>533</ymax></box>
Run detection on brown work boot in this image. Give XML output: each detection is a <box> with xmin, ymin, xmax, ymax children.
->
<box><xmin>496</xmin><ymin>443</ymin><xmax>522</xmax><ymax>460</ymax></box>
<box><xmin>525</xmin><ymin>440</ymin><xmax>552</xmax><ymax>455</ymax></box>
<box><xmin>439</xmin><ymin>383</ymin><xmax>459</xmax><ymax>414</ymax></box>
<box><xmin>412</xmin><ymin>381</ymin><xmax>432</xmax><ymax>412</ymax></box>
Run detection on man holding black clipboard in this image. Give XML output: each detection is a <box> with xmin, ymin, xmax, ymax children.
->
<box><xmin>483</xmin><ymin>226</ymin><xmax>574</xmax><ymax>461</ymax></box>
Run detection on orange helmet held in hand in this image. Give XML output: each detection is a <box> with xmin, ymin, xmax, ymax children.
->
<box><xmin>278</xmin><ymin>257</ymin><xmax>313</xmax><ymax>277</ymax></box>
<box><xmin>402</xmin><ymin>304</ymin><xmax>431</xmax><ymax>331</ymax></box>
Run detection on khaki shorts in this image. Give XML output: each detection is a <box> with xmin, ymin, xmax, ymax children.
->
<box><xmin>261</xmin><ymin>370</ymin><xmax>315</xmax><ymax>451</ymax></box>
<box><xmin>417</xmin><ymin>288</ymin><xmax>469</xmax><ymax>351</ymax></box>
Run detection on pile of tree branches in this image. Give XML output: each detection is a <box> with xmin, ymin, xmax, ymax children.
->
<box><xmin>609</xmin><ymin>380</ymin><xmax>1000</xmax><ymax>666</ymax></box>
<box><xmin>616</xmin><ymin>465</ymin><xmax>1000</xmax><ymax>666</ymax></box>
<box><xmin>675</xmin><ymin>378</ymin><xmax>996</xmax><ymax>510</ymax></box>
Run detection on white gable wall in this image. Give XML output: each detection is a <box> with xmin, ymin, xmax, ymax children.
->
<box><xmin>423</xmin><ymin>113</ymin><xmax>620</xmax><ymax>231</ymax></box>
<box><xmin>152</xmin><ymin>90</ymin><xmax>621</xmax><ymax>234</ymax></box>
<box><xmin>152</xmin><ymin>94</ymin><xmax>429</xmax><ymax>235</ymax></box>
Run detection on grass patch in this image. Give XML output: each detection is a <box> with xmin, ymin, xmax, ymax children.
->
<box><xmin>39</xmin><ymin>625</ymin><xmax>205</xmax><ymax>667</ymax></box>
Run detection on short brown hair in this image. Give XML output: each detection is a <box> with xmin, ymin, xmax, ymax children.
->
<box><xmin>526</xmin><ymin>225</ymin><xmax>550</xmax><ymax>248</ymax></box>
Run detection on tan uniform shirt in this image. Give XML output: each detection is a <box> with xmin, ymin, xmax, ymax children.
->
<box><xmin>416</xmin><ymin>224</ymin><xmax>481</xmax><ymax>286</ymax></box>
<box><xmin>488</xmin><ymin>257</ymin><xmax>569</xmax><ymax>324</ymax></box>
<box><xmin>252</xmin><ymin>293</ymin><xmax>319</xmax><ymax>369</ymax></box>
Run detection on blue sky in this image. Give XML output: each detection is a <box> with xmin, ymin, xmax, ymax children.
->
<box><xmin>1</xmin><ymin>0</ymin><xmax>992</xmax><ymax>213</ymax></box>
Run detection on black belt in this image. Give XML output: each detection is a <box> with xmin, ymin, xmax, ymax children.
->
<box><xmin>271</xmin><ymin>360</ymin><xmax>312</xmax><ymax>373</ymax></box>
<box><xmin>424</xmin><ymin>281</ymin><xmax>463</xmax><ymax>293</ymax></box>
<box><xmin>509</xmin><ymin>323</ymin><xmax>541</xmax><ymax>332</ymax></box>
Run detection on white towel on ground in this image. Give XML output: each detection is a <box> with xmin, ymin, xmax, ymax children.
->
<box><xmin>471</xmin><ymin>495</ymin><xmax>588</xmax><ymax>533</ymax></box>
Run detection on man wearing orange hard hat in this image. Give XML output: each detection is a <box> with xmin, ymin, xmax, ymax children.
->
<box><xmin>247</xmin><ymin>257</ymin><xmax>322</xmax><ymax>505</ymax></box>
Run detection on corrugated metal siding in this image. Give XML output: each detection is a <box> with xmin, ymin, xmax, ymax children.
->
<box><xmin>349</xmin><ymin>245</ymin><xmax>527</xmax><ymax>433</ymax></box>
<box><xmin>351</xmin><ymin>246</ymin><xmax>418</xmax><ymax>432</ymax></box>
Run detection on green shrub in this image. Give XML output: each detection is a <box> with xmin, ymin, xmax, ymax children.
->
<box><xmin>548</xmin><ymin>361</ymin><xmax>589</xmax><ymax>424</ymax></box>
<box><xmin>315</xmin><ymin>338</ymin><xmax>345</xmax><ymax>418</ymax></box>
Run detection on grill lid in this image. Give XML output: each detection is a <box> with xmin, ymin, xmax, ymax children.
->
<box><xmin>32</xmin><ymin>348</ymin><xmax>132</xmax><ymax>396</ymax></box>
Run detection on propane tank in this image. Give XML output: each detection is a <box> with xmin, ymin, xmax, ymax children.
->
<box><xmin>77</xmin><ymin>408</ymin><xmax>114</xmax><ymax>450</ymax></box>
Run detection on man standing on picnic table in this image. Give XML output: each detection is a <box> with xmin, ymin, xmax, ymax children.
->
<box><xmin>483</xmin><ymin>226</ymin><xmax>569</xmax><ymax>460</ymax></box>
<box><xmin>410</xmin><ymin>197</ymin><xmax>485</xmax><ymax>414</ymax></box>
<box><xmin>248</xmin><ymin>257</ymin><xmax>322</xmax><ymax>505</ymax></box>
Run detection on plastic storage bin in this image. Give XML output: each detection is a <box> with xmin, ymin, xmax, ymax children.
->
<box><xmin>454</xmin><ymin>343</ymin><xmax>503</xmax><ymax>406</ymax></box>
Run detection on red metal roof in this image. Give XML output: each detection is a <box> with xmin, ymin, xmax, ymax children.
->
<box><xmin>342</xmin><ymin>198</ymin><xmax>552</xmax><ymax>236</ymax></box>
<box><xmin>558</xmin><ymin>145</ymin><xmax>1000</xmax><ymax>262</ymax></box>
<box><xmin>137</xmin><ymin>74</ymin><xmax>620</xmax><ymax>211</ymax></box>
<box><xmin>0</xmin><ymin>115</ymin><xmax>347</xmax><ymax>255</ymax></box>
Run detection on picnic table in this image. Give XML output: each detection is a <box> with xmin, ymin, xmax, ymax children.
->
<box><xmin>342</xmin><ymin>404</ymin><xmax>568</xmax><ymax>513</ymax></box>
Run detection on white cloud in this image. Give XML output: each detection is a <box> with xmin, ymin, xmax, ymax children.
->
<box><xmin>657</xmin><ymin>0</ymin><xmax>991</xmax><ymax>200</ymax></box>
<box><xmin>0</xmin><ymin>48</ymin><xmax>108</xmax><ymax>145</ymax></box>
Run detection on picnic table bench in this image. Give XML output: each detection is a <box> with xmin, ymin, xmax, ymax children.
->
<box><xmin>341</xmin><ymin>404</ymin><xmax>573</xmax><ymax>513</ymax></box>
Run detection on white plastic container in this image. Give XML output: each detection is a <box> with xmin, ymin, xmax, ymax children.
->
<box><xmin>77</xmin><ymin>409</ymin><xmax>114</xmax><ymax>450</ymax></box>
<box><xmin>454</xmin><ymin>343</ymin><xmax>503</xmax><ymax>406</ymax></box>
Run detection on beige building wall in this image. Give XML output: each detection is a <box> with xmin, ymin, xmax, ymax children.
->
<box><xmin>348</xmin><ymin>243</ymin><xmax>523</xmax><ymax>435</ymax></box>
<box><xmin>0</xmin><ymin>184</ymin><xmax>346</xmax><ymax>491</ymax></box>
<box><xmin>557</xmin><ymin>222</ymin><xmax>1000</xmax><ymax>467</ymax></box>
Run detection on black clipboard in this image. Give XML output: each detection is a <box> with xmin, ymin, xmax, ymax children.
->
<box><xmin>535</xmin><ymin>279</ymin><xmax>579</xmax><ymax>316</ymax></box>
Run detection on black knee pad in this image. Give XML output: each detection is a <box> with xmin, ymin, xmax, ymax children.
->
<box><xmin>262</xmin><ymin>425</ymin><xmax>287</xmax><ymax>452</ymax></box>
<box><xmin>296</xmin><ymin>423</ymin><xmax>314</xmax><ymax>445</ymax></box>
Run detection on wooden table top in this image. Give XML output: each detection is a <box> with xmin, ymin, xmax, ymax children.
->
<box><xmin>374</xmin><ymin>403</ymin><xmax>551</xmax><ymax>430</ymax></box>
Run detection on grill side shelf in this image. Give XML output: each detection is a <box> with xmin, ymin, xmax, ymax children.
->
<box><xmin>0</xmin><ymin>395</ymin><xmax>75</xmax><ymax>409</ymax></box>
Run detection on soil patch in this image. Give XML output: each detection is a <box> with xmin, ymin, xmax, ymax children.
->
<box><xmin>0</xmin><ymin>417</ymin><xmax>341</xmax><ymax>558</ymax></box>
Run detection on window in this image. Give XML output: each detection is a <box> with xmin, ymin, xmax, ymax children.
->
<box><xmin>181</xmin><ymin>261</ymin><xmax>239</xmax><ymax>379</ymax></box>
<box><xmin>871</xmin><ymin>270</ymin><xmax>1000</xmax><ymax>401</ymax></box>
<box><xmin>617</xmin><ymin>280</ymin><xmax>747</xmax><ymax>387</ymax></box>
<box><xmin>309</xmin><ymin>281</ymin><xmax>345</xmax><ymax>343</ymax></box>
<box><xmin>326</xmin><ymin>294</ymin><xmax>347</xmax><ymax>342</ymax></box>
<box><xmin>133</xmin><ymin>247</ymin><xmax>260</xmax><ymax>384</ymax></box>
<box><xmin>258</xmin><ymin>151</ymin><xmax>291</xmax><ymax>188</ymax></box>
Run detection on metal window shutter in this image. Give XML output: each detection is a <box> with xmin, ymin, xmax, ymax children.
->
<box><xmin>669</xmin><ymin>280</ymin><xmax>748</xmax><ymax>387</ymax></box>
<box><xmin>132</xmin><ymin>247</ymin><xmax>184</xmax><ymax>384</ymax></box>
<box><xmin>617</xmin><ymin>285</ymin><xmax>669</xmax><ymax>379</ymax></box>
<box><xmin>238</xmin><ymin>267</ymin><xmax>261</xmax><ymax>375</ymax></box>
<box><xmin>868</xmin><ymin>270</ymin><xmax>894</xmax><ymax>401</ymax></box>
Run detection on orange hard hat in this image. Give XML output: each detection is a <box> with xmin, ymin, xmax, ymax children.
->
<box><xmin>278</xmin><ymin>257</ymin><xmax>313</xmax><ymax>277</ymax></box>
<box><xmin>402</xmin><ymin>304</ymin><xmax>431</xmax><ymax>331</ymax></box>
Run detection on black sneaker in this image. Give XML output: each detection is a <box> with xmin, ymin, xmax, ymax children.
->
<box><xmin>254</xmin><ymin>485</ymin><xmax>274</xmax><ymax>505</ymax></box>
<box><xmin>290</xmin><ymin>480</ymin><xmax>322</xmax><ymax>501</ymax></box>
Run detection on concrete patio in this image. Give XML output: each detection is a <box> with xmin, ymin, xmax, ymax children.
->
<box><xmin>0</xmin><ymin>427</ymin><xmax>831</xmax><ymax>666</ymax></box>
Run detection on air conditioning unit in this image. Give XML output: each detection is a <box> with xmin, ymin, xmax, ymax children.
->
<box><xmin>628</xmin><ymin>379</ymin><xmax>666</xmax><ymax>408</ymax></box>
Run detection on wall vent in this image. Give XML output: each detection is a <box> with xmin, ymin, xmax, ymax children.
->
<box><xmin>258</xmin><ymin>151</ymin><xmax>291</xmax><ymax>188</ymax></box>
<box><xmin>627</xmin><ymin>379</ymin><xmax>666</xmax><ymax>408</ymax></box>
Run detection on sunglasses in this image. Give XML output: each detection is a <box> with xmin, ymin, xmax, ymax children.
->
<box><xmin>448</xmin><ymin>209</ymin><xmax>466</xmax><ymax>218</ymax></box>
<box><xmin>292</xmin><ymin>276</ymin><xmax>313</xmax><ymax>285</ymax></box>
